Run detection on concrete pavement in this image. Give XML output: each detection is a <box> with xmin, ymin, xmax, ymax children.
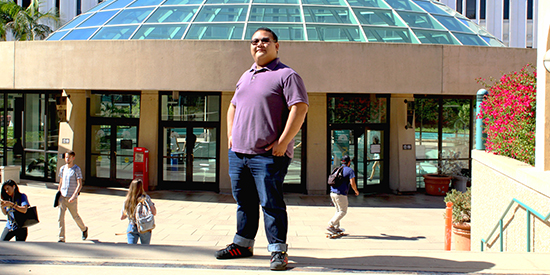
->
<box><xmin>0</xmin><ymin>180</ymin><xmax>549</xmax><ymax>274</ymax></box>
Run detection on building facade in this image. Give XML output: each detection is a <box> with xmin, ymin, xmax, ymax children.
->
<box><xmin>438</xmin><ymin>0</ymin><xmax>538</xmax><ymax>48</ymax></box>
<box><xmin>1</xmin><ymin>0</ymin><xmax>536</xmax><ymax>195</ymax></box>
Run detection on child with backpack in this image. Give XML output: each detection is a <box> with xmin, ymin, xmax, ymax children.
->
<box><xmin>327</xmin><ymin>155</ymin><xmax>359</xmax><ymax>234</ymax></box>
<box><xmin>121</xmin><ymin>179</ymin><xmax>156</xmax><ymax>245</ymax></box>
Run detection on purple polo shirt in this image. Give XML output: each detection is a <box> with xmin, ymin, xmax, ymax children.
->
<box><xmin>231</xmin><ymin>58</ymin><xmax>308</xmax><ymax>158</ymax></box>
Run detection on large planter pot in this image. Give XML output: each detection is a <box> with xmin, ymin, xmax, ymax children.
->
<box><xmin>452</xmin><ymin>176</ymin><xmax>468</xmax><ymax>192</ymax></box>
<box><xmin>453</xmin><ymin>222</ymin><xmax>471</xmax><ymax>251</ymax></box>
<box><xmin>423</xmin><ymin>174</ymin><xmax>451</xmax><ymax>196</ymax></box>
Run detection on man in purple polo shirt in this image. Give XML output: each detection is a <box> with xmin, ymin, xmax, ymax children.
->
<box><xmin>215</xmin><ymin>28</ymin><xmax>308</xmax><ymax>271</ymax></box>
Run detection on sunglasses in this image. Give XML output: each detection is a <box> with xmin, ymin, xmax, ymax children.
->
<box><xmin>250</xmin><ymin>37</ymin><xmax>273</xmax><ymax>45</ymax></box>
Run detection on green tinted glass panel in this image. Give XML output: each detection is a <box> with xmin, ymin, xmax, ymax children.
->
<box><xmin>481</xmin><ymin>36</ymin><xmax>505</xmax><ymax>47</ymax></box>
<box><xmin>206</xmin><ymin>0</ymin><xmax>250</xmax><ymax>3</ymax></box>
<box><xmin>452</xmin><ymin>33</ymin><xmax>488</xmax><ymax>46</ymax></box>
<box><xmin>307</xmin><ymin>25</ymin><xmax>364</xmax><ymax>41</ymax></box>
<box><xmin>432</xmin><ymin>15</ymin><xmax>472</xmax><ymax>33</ymax></box>
<box><xmin>396</xmin><ymin>11</ymin><xmax>445</xmax><ymax>30</ymax></box>
<box><xmin>79</xmin><ymin>10</ymin><xmax>118</xmax><ymax>27</ymax></box>
<box><xmin>412</xmin><ymin>29</ymin><xmax>460</xmax><ymax>44</ymax></box>
<box><xmin>346</xmin><ymin>0</ymin><xmax>390</xmax><ymax>8</ymax></box>
<box><xmin>458</xmin><ymin>18</ymin><xmax>491</xmax><ymax>36</ymax></box>
<box><xmin>301</xmin><ymin>0</ymin><xmax>346</xmax><ymax>6</ymax></box>
<box><xmin>253</xmin><ymin>0</ymin><xmax>299</xmax><ymax>3</ymax></box>
<box><xmin>185</xmin><ymin>24</ymin><xmax>244</xmax><ymax>39</ymax></box>
<box><xmin>363</xmin><ymin>26</ymin><xmax>416</xmax><ymax>43</ymax></box>
<box><xmin>384</xmin><ymin>0</ymin><xmax>423</xmax><ymax>12</ymax></box>
<box><xmin>249</xmin><ymin>6</ymin><xmax>302</xmax><ymax>22</ymax></box>
<box><xmin>304</xmin><ymin>7</ymin><xmax>356</xmax><ymax>24</ymax></box>
<box><xmin>107</xmin><ymin>8</ymin><xmax>155</xmax><ymax>25</ymax></box>
<box><xmin>163</xmin><ymin>0</ymin><xmax>204</xmax><ymax>4</ymax></box>
<box><xmin>194</xmin><ymin>6</ymin><xmax>248</xmax><ymax>22</ymax></box>
<box><xmin>146</xmin><ymin>6</ymin><xmax>198</xmax><ymax>23</ymax></box>
<box><xmin>62</xmin><ymin>28</ymin><xmax>98</xmax><ymax>40</ymax></box>
<box><xmin>354</xmin><ymin>8</ymin><xmax>406</xmax><ymax>26</ymax></box>
<box><xmin>246</xmin><ymin>23</ymin><xmax>305</xmax><ymax>40</ymax></box>
<box><xmin>132</xmin><ymin>24</ymin><xmax>188</xmax><ymax>39</ymax></box>
<box><xmin>130</xmin><ymin>0</ymin><xmax>164</xmax><ymax>7</ymax></box>
<box><xmin>92</xmin><ymin>25</ymin><xmax>138</xmax><ymax>39</ymax></box>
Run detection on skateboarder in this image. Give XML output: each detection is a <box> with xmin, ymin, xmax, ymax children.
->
<box><xmin>327</xmin><ymin>155</ymin><xmax>359</xmax><ymax>235</ymax></box>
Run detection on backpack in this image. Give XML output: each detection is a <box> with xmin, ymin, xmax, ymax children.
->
<box><xmin>327</xmin><ymin>166</ymin><xmax>345</xmax><ymax>187</ymax></box>
<box><xmin>135</xmin><ymin>196</ymin><xmax>155</xmax><ymax>233</ymax></box>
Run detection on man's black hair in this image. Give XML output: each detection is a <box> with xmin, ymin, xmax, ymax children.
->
<box><xmin>254</xmin><ymin>27</ymin><xmax>278</xmax><ymax>42</ymax></box>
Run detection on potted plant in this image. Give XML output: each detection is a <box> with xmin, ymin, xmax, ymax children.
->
<box><xmin>444</xmin><ymin>187</ymin><xmax>471</xmax><ymax>251</ymax></box>
<box><xmin>423</xmin><ymin>151</ymin><xmax>468</xmax><ymax>195</ymax></box>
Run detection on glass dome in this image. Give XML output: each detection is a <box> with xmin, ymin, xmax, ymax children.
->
<box><xmin>46</xmin><ymin>0</ymin><xmax>504</xmax><ymax>46</ymax></box>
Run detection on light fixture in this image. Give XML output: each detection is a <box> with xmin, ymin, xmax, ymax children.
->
<box><xmin>544</xmin><ymin>49</ymin><xmax>550</xmax><ymax>73</ymax></box>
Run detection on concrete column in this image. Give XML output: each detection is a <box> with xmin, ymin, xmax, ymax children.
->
<box><xmin>219</xmin><ymin>92</ymin><xmax>233</xmax><ymax>194</ymax></box>
<box><xmin>306</xmin><ymin>93</ymin><xmax>327</xmax><ymax>195</ymax></box>
<box><xmin>486</xmin><ymin>0</ymin><xmax>504</xmax><ymax>42</ymax></box>
<box><xmin>58</xmin><ymin>90</ymin><xmax>87</xmax><ymax>181</ymax></box>
<box><xmin>389</xmin><ymin>94</ymin><xmax>416</xmax><ymax>193</ymax></box>
<box><xmin>60</xmin><ymin>0</ymin><xmax>76</xmax><ymax>25</ymax></box>
<box><xmin>535</xmin><ymin>2</ymin><xmax>550</xmax><ymax>171</ymax></box>
<box><xmin>139</xmin><ymin>90</ymin><xmax>159</xmax><ymax>189</ymax></box>
<box><xmin>439</xmin><ymin>0</ymin><xmax>455</xmax><ymax>10</ymax></box>
<box><xmin>82</xmin><ymin>0</ymin><xmax>98</xmax><ymax>13</ymax></box>
<box><xmin>509</xmin><ymin>0</ymin><xmax>527</xmax><ymax>48</ymax></box>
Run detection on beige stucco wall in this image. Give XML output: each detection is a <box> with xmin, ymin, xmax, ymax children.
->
<box><xmin>0</xmin><ymin>42</ymin><xmax>14</xmax><ymax>89</ymax></box>
<box><xmin>0</xmin><ymin>40</ymin><xmax>536</xmax><ymax>95</ymax></box>
<box><xmin>138</xmin><ymin>90</ymin><xmax>159</xmax><ymax>189</ymax></box>
<box><xmin>219</xmin><ymin>92</ymin><xmax>233</xmax><ymax>194</ymax></box>
<box><xmin>57</xmin><ymin>90</ymin><xmax>87</xmax><ymax>179</ymax></box>
<box><xmin>389</xmin><ymin>94</ymin><xmax>417</xmax><ymax>193</ymax></box>
<box><xmin>306</xmin><ymin>93</ymin><xmax>327</xmax><ymax>195</ymax></box>
<box><xmin>471</xmin><ymin>150</ymin><xmax>550</xmax><ymax>252</ymax></box>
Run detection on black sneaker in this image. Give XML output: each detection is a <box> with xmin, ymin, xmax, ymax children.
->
<box><xmin>270</xmin><ymin>251</ymin><xmax>288</xmax><ymax>271</ymax></box>
<box><xmin>215</xmin><ymin>243</ymin><xmax>253</xmax><ymax>259</ymax></box>
<box><xmin>82</xmin><ymin>227</ymin><xmax>88</xmax><ymax>240</ymax></box>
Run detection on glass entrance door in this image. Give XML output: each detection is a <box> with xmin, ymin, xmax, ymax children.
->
<box><xmin>330</xmin><ymin>127</ymin><xmax>386</xmax><ymax>193</ymax></box>
<box><xmin>90</xmin><ymin>124</ymin><xmax>138</xmax><ymax>186</ymax></box>
<box><xmin>162</xmin><ymin>126</ymin><xmax>218</xmax><ymax>189</ymax></box>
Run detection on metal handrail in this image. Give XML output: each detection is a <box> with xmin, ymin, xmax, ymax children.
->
<box><xmin>481</xmin><ymin>198</ymin><xmax>550</xmax><ymax>252</ymax></box>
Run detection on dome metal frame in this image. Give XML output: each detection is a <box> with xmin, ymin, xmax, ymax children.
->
<box><xmin>47</xmin><ymin>0</ymin><xmax>505</xmax><ymax>47</ymax></box>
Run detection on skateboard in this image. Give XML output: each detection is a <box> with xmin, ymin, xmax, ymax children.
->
<box><xmin>326</xmin><ymin>228</ymin><xmax>346</xmax><ymax>239</ymax></box>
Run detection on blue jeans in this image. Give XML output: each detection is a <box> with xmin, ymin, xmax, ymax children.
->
<box><xmin>228</xmin><ymin>149</ymin><xmax>291</xmax><ymax>253</ymax></box>
<box><xmin>127</xmin><ymin>223</ymin><xmax>152</xmax><ymax>245</ymax></box>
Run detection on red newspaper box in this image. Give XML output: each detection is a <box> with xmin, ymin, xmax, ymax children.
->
<box><xmin>133</xmin><ymin>147</ymin><xmax>149</xmax><ymax>191</ymax></box>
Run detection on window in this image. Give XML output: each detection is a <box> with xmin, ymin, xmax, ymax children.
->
<box><xmin>89</xmin><ymin>94</ymin><xmax>141</xmax><ymax>118</ymax></box>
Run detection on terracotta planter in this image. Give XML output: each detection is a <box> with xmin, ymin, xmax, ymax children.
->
<box><xmin>453</xmin><ymin>223</ymin><xmax>471</xmax><ymax>251</ymax></box>
<box><xmin>423</xmin><ymin>174</ymin><xmax>451</xmax><ymax>196</ymax></box>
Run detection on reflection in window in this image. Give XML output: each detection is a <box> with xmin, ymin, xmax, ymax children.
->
<box><xmin>62</xmin><ymin>28</ymin><xmax>98</xmax><ymax>40</ymax></box>
<box><xmin>92</xmin><ymin>25</ymin><xmax>138</xmax><ymax>39</ymax></box>
<box><xmin>414</xmin><ymin>97</ymin><xmax>472</xmax><ymax>188</ymax></box>
<box><xmin>161</xmin><ymin>94</ymin><xmax>220</xmax><ymax>121</ymax></box>
<box><xmin>185</xmin><ymin>24</ymin><xmax>244</xmax><ymax>39</ymax></box>
<box><xmin>248</xmin><ymin>6</ymin><xmax>302</xmax><ymax>22</ymax></box>
<box><xmin>90</xmin><ymin>94</ymin><xmax>141</xmax><ymax>118</ymax></box>
<box><xmin>328</xmin><ymin>95</ymin><xmax>387</xmax><ymax>124</ymax></box>
<box><xmin>132</xmin><ymin>24</ymin><xmax>188</xmax><ymax>39</ymax></box>
<box><xmin>245</xmin><ymin>24</ymin><xmax>304</xmax><ymax>40</ymax></box>
<box><xmin>363</xmin><ymin>26</ymin><xmax>416</xmax><ymax>43</ymax></box>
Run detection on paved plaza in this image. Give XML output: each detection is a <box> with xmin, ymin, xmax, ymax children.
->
<box><xmin>0</xmin><ymin>180</ymin><xmax>549</xmax><ymax>274</ymax></box>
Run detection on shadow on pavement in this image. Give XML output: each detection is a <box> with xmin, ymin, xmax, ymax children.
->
<box><xmin>0</xmin><ymin>242</ymin><xmax>495</xmax><ymax>273</ymax></box>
